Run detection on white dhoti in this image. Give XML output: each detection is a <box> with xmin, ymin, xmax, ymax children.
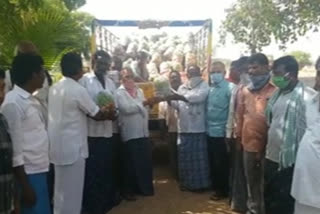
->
<box><xmin>294</xmin><ymin>201</ymin><xmax>320</xmax><ymax>214</ymax></box>
<box><xmin>53</xmin><ymin>158</ymin><xmax>85</xmax><ymax>214</ymax></box>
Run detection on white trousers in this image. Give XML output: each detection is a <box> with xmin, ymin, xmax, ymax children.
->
<box><xmin>294</xmin><ymin>201</ymin><xmax>320</xmax><ymax>214</ymax></box>
<box><xmin>54</xmin><ymin>158</ymin><xmax>85</xmax><ymax>214</ymax></box>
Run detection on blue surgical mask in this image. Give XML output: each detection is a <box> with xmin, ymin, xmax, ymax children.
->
<box><xmin>210</xmin><ymin>73</ymin><xmax>224</xmax><ymax>84</ymax></box>
<box><xmin>248</xmin><ymin>73</ymin><xmax>270</xmax><ymax>91</ymax></box>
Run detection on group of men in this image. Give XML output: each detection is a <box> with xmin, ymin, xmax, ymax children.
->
<box><xmin>168</xmin><ymin>53</ymin><xmax>319</xmax><ymax>214</ymax></box>
<box><xmin>0</xmin><ymin>38</ymin><xmax>320</xmax><ymax>214</ymax></box>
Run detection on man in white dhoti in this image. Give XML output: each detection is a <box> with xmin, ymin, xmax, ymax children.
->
<box><xmin>48</xmin><ymin>53</ymin><xmax>114</xmax><ymax>214</ymax></box>
<box><xmin>291</xmin><ymin>92</ymin><xmax>320</xmax><ymax>214</ymax></box>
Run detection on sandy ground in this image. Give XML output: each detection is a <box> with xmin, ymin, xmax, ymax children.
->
<box><xmin>109</xmin><ymin>167</ymin><xmax>235</xmax><ymax>214</ymax></box>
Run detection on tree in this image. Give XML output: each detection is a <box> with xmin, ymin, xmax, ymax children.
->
<box><xmin>220</xmin><ymin>0</ymin><xmax>286</xmax><ymax>54</ymax></box>
<box><xmin>221</xmin><ymin>0</ymin><xmax>320</xmax><ymax>53</ymax></box>
<box><xmin>0</xmin><ymin>0</ymin><xmax>93</xmax><ymax>69</ymax></box>
<box><xmin>289</xmin><ymin>51</ymin><xmax>312</xmax><ymax>69</ymax></box>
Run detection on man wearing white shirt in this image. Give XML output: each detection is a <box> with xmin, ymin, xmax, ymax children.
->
<box><xmin>79</xmin><ymin>50</ymin><xmax>119</xmax><ymax>214</ymax></box>
<box><xmin>1</xmin><ymin>54</ymin><xmax>51</xmax><ymax>214</ymax></box>
<box><xmin>170</xmin><ymin>65</ymin><xmax>210</xmax><ymax>192</ymax></box>
<box><xmin>116</xmin><ymin>68</ymin><xmax>162</xmax><ymax>201</ymax></box>
<box><xmin>291</xmin><ymin>92</ymin><xmax>320</xmax><ymax>214</ymax></box>
<box><xmin>48</xmin><ymin>53</ymin><xmax>114</xmax><ymax>214</ymax></box>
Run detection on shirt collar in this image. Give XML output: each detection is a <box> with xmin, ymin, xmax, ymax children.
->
<box><xmin>13</xmin><ymin>85</ymin><xmax>31</xmax><ymax>99</ymax></box>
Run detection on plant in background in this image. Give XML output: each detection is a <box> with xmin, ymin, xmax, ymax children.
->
<box><xmin>289</xmin><ymin>51</ymin><xmax>312</xmax><ymax>69</ymax></box>
<box><xmin>0</xmin><ymin>0</ymin><xmax>93</xmax><ymax>72</ymax></box>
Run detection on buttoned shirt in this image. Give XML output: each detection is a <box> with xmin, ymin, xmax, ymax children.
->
<box><xmin>171</xmin><ymin>81</ymin><xmax>209</xmax><ymax>133</ymax></box>
<box><xmin>207</xmin><ymin>80</ymin><xmax>234</xmax><ymax>137</ymax></box>
<box><xmin>48</xmin><ymin>77</ymin><xmax>99</xmax><ymax>165</ymax></box>
<box><xmin>116</xmin><ymin>85</ymin><xmax>149</xmax><ymax>142</ymax></box>
<box><xmin>236</xmin><ymin>83</ymin><xmax>276</xmax><ymax>152</ymax></box>
<box><xmin>1</xmin><ymin>85</ymin><xmax>49</xmax><ymax>174</ymax></box>
<box><xmin>79</xmin><ymin>72</ymin><xmax>116</xmax><ymax>138</ymax></box>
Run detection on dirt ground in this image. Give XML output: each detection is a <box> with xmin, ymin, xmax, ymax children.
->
<box><xmin>109</xmin><ymin>167</ymin><xmax>235</xmax><ymax>214</ymax></box>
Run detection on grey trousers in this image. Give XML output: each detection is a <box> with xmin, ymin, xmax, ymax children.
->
<box><xmin>230</xmin><ymin>142</ymin><xmax>247</xmax><ymax>213</ymax></box>
<box><xmin>243</xmin><ymin>151</ymin><xmax>265</xmax><ymax>214</ymax></box>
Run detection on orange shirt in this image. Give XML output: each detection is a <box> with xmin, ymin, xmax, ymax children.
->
<box><xmin>236</xmin><ymin>83</ymin><xmax>276</xmax><ymax>152</ymax></box>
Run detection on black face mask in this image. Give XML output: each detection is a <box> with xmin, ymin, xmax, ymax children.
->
<box><xmin>247</xmin><ymin>73</ymin><xmax>270</xmax><ymax>91</ymax></box>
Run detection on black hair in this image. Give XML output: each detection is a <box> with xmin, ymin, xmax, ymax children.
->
<box><xmin>187</xmin><ymin>65</ymin><xmax>201</xmax><ymax>74</ymax></box>
<box><xmin>272</xmin><ymin>55</ymin><xmax>299</xmax><ymax>77</ymax></box>
<box><xmin>11</xmin><ymin>54</ymin><xmax>44</xmax><ymax>86</ymax></box>
<box><xmin>91</xmin><ymin>50</ymin><xmax>111</xmax><ymax>69</ymax></box>
<box><xmin>61</xmin><ymin>52</ymin><xmax>83</xmax><ymax>78</ymax></box>
<box><xmin>248</xmin><ymin>53</ymin><xmax>269</xmax><ymax>66</ymax></box>
<box><xmin>0</xmin><ymin>69</ymin><xmax>5</xmax><ymax>79</ymax></box>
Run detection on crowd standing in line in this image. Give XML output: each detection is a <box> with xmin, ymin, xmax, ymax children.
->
<box><xmin>0</xmin><ymin>39</ymin><xmax>320</xmax><ymax>214</ymax></box>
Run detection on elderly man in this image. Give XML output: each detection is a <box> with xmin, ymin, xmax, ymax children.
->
<box><xmin>206</xmin><ymin>61</ymin><xmax>234</xmax><ymax>200</ymax></box>
<box><xmin>171</xmin><ymin>65</ymin><xmax>210</xmax><ymax>192</ymax></box>
<box><xmin>265</xmin><ymin>56</ymin><xmax>316</xmax><ymax>214</ymax></box>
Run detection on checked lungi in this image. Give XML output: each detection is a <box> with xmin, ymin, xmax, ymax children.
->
<box><xmin>178</xmin><ymin>133</ymin><xmax>210</xmax><ymax>190</ymax></box>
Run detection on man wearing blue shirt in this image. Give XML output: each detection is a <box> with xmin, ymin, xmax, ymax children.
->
<box><xmin>207</xmin><ymin>61</ymin><xmax>235</xmax><ymax>200</ymax></box>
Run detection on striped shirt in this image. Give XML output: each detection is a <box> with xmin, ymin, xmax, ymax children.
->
<box><xmin>0</xmin><ymin>113</ymin><xmax>13</xmax><ymax>214</ymax></box>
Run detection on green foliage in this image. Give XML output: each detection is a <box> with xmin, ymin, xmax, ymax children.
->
<box><xmin>0</xmin><ymin>0</ymin><xmax>93</xmax><ymax>70</ymax></box>
<box><xmin>289</xmin><ymin>51</ymin><xmax>312</xmax><ymax>68</ymax></box>
<box><xmin>220</xmin><ymin>0</ymin><xmax>280</xmax><ymax>53</ymax></box>
<box><xmin>221</xmin><ymin>0</ymin><xmax>320</xmax><ymax>53</ymax></box>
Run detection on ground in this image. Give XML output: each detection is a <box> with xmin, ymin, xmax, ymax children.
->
<box><xmin>109</xmin><ymin>167</ymin><xmax>235</xmax><ymax>214</ymax></box>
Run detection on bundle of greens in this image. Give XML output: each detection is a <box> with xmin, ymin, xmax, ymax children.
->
<box><xmin>96</xmin><ymin>92</ymin><xmax>114</xmax><ymax>107</ymax></box>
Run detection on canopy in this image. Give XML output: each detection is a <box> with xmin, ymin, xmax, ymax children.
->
<box><xmin>94</xmin><ymin>19</ymin><xmax>209</xmax><ymax>29</ymax></box>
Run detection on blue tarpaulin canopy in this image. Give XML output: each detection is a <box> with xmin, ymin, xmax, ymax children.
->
<box><xmin>95</xmin><ymin>19</ymin><xmax>208</xmax><ymax>28</ymax></box>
